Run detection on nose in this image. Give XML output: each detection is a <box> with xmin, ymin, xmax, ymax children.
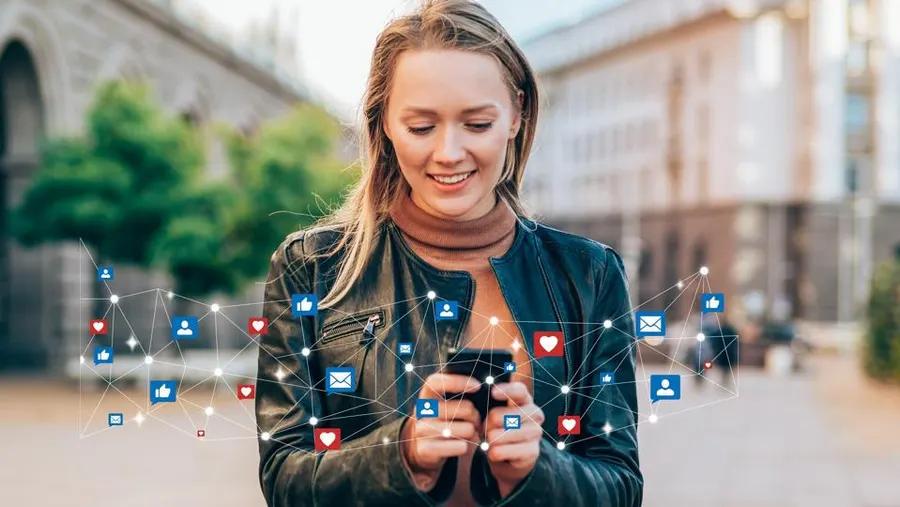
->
<box><xmin>432</xmin><ymin>126</ymin><xmax>465</xmax><ymax>166</ymax></box>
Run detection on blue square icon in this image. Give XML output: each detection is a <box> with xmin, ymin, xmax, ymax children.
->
<box><xmin>635</xmin><ymin>311</ymin><xmax>666</xmax><ymax>338</ymax></box>
<box><xmin>599</xmin><ymin>371</ymin><xmax>615</xmax><ymax>384</ymax></box>
<box><xmin>503</xmin><ymin>415</ymin><xmax>521</xmax><ymax>430</ymax></box>
<box><xmin>398</xmin><ymin>342</ymin><xmax>413</xmax><ymax>355</ymax></box>
<box><xmin>416</xmin><ymin>398</ymin><xmax>439</xmax><ymax>418</ymax></box>
<box><xmin>94</xmin><ymin>346</ymin><xmax>114</xmax><ymax>365</ymax></box>
<box><xmin>97</xmin><ymin>266</ymin><xmax>114</xmax><ymax>282</ymax></box>
<box><xmin>503</xmin><ymin>362</ymin><xmax>516</xmax><ymax>374</ymax></box>
<box><xmin>108</xmin><ymin>412</ymin><xmax>124</xmax><ymax>427</ymax></box>
<box><xmin>649</xmin><ymin>374</ymin><xmax>681</xmax><ymax>403</ymax></box>
<box><xmin>700</xmin><ymin>293</ymin><xmax>725</xmax><ymax>313</ymax></box>
<box><xmin>435</xmin><ymin>301</ymin><xmax>458</xmax><ymax>321</ymax></box>
<box><xmin>171</xmin><ymin>316</ymin><xmax>199</xmax><ymax>340</ymax></box>
<box><xmin>325</xmin><ymin>366</ymin><xmax>356</xmax><ymax>394</ymax></box>
<box><xmin>149</xmin><ymin>380</ymin><xmax>177</xmax><ymax>404</ymax></box>
<box><xmin>291</xmin><ymin>294</ymin><xmax>318</xmax><ymax>317</ymax></box>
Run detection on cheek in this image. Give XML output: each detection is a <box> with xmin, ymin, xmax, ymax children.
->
<box><xmin>468</xmin><ymin>130</ymin><xmax>510</xmax><ymax>177</ymax></box>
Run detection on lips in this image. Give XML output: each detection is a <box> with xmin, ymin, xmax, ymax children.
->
<box><xmin>428</xmin><ymin>170</ymin><xmax>476</xmax><ymax>185</ymax></box>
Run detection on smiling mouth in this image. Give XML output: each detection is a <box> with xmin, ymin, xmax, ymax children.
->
<box><xmin>428</xmin><ymin>170</ymin><xmax>476</xmax><ymax>185</ymax></box>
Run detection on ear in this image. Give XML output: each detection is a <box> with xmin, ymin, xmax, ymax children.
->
<box><xmin>509</xmin><ymin>89</ymin><xmax>524</xmax><ymax>139</ymax></box>
<box><xmin>382</xmin><ymin>115</ymin><xmax>393</xmax><ymax>142</ymax></box>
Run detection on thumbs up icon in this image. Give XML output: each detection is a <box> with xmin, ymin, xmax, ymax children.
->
<box><xmin>156</xmin><ymin>383</ymin><xmax>171</xmax><ymax>399</ymax></box>
<box><xmin>93</xmin><ymin>346</ymin><xmax>114</xmax><ymax>365</ymax></box>
<box><xmin>291</xmin><ymin>294</ymin><xmax>318</xmax><ymax>316</ymax></box>
<box><xmin>150</xmin><ymin>380</ymin><xmax>177</xmax><ymax>404</ymax></box>
<box><xmin>700</xmin><ymin>293</ymin><xmax>725</xmax><ymax>313</ymax></box>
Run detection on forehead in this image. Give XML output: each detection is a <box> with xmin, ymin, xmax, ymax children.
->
<box><xmin>389</xmin><ymin>49</ymin><xmax>511</xmax><ymax>113</ymax></box>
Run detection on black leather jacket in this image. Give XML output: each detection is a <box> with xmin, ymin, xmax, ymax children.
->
<box><xmin>256</xmin><ymin>218</ymin><xmax>643</xmax><ymax>506</ymax></box>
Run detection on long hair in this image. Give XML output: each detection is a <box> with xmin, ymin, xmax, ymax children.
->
<box><xmin>316</xmin><ymin>0</ymin><xmax>539</xmax><ymax>308</ymax></box>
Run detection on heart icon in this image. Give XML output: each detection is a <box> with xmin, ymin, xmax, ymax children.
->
<box><xmin>319</xmin><ymin>431</ymin><xmax>336</xmax><ymax>447</ymax></box>
<box><xmin>251</xmin><ymin>320</ymin><xmax>264</xmax><ymax>332</ymax></box>
<box><xmin>539</xmin><ymin>335</ymin><xmax>558</xmax><ymax>352</ymax></box>
<box><xmin>92</xmin><ymin>322</ymin><xmax>104</xmax><ymax>332</ymax></box>
<box><xmin>562</xmin><ymin>418</ymin><xmax>576</xmax><ymax>431</ymax></box>
<box><xmin>241</xmin><ymin>387</ymin><xmax>252</xmax><ymax>397</ymax></box>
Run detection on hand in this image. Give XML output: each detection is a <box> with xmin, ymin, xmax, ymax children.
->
<box><xmin>484</xmin><ymin>382</ymin><xmax>545</xmax><ymax>497</ymax></box>
<box><xmin>401</xmin><ymin>373</ymin><xmax>482</xmax><ymax>490</ymax></box>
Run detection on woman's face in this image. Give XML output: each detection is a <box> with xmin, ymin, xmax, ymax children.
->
<box><xmin>383</xmin><ymin>49</ymin><xmax>521</xmax><ymax>221</ymax></box>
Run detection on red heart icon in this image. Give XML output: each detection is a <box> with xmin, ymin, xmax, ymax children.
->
<box><xmin>314</xmin><ymin>427</ymin><xmax>341</xmax><ymax>451</ymax></box>
<box><xmin>248</xmin><ymin>317</ymin><xmax>269</xmax><ymax>336</ymax></box>
<box><xmin>557</xmin><ymin>415</ymin><xmax>581</xmax><ymax>435</ymax></box>
<box><xmin>90</xmin><ymin>319</ymin><xmax>108</xmax><ymax>335</ymax></box>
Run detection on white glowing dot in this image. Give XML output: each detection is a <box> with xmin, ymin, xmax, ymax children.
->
<box><xmin>481</xmin><ymin>376</ymin><xmax>494</xmax><ymax>386</ymax></box>
<box><xmin>442</xmin><ymin>428</ymin><xmax>451</xmax><ymax>438</ymax></box>
<box><xmin>213</xmin><ymin>367</ymin><xmax>223</xmax><ymax>377</ymax></box>
<box><xmin>110</xmin><ymin>294</ymin><xmax>119</xmax><ymax>304</ymax></box>
<box><xmin>167</xmin><ymin>291</ymin><xmax>174</xmax><ymax>299</ymax></box>
<box><xmin>144</xmin><ymin>356</ymin><xmax>153</xmax><ymax>365</ymax></box>
<box><xmin>204</xmin><ymin>406</ymin><xmax>214</xmax><ymax>416</ymax></box>
<box><xmin>309</xmin><ymin>416</ymin><xmax>318</xmax><ymax>426</ymax></box>
<box><xmin>126</xmin><ymin>336</ymin><xmax>138</xmax><ymax>350</ymax></box>
<box><xmin>135</xmin><ymin>412</ymin><xmax>145</xmax><ymax>425</ymax></box>
<box><xmin>405</xmin><ymin>363</ymin><xmax>414</xmax><ymax>372</ymax></box>
<box><xmin>603</xmin><ymin>422</ymin><xmax>613</xmax><ymax>434</ymax></box>
<box><xmin>427</xmin><ymin>291</ymin><xmax>436</xmax><ymax>300</ymax></box>
<box><xmin>511</xmin><ymin>340</ymin><xmax>521</xmax><ymax>351</ymax></box>
<box><xmin>560</xmin><ymin>385</ymin><xmax>570</xmax><ymax>394</ymax></box>
<box><xmin>301</xmin><ymin>347</ymin><xmax>310</xmax><ymax>357</ymax></box>
<box><xmin>676</xmin><ymin>281</ymin><xmax>684</xmax><ymax>290</ymax></box>
<box><xmin>260</xmin><ymin>432</ymin><xmax>270</xmax><ymax>441</ymax></box>
<box><xmin>210</xmin><ymin>303</ymin><xmax>220</xmax><ymax>312</ymax></box>
<box><xmin>556</xmin><ymin>441</ymin><xmax>566</xmax><ymax>450</ymax></box>
<box><xmin>79</xmin><ymin>356</ymin><xmax>85</xmax><ymax>365</ymax></box>
<box><xmin>480</xmin><ymin>442</ymin><xmax>489</xmax><ymax>451</ymax></box>
<box><xmin>648</xmin><ymin>414</ymin><xmax>659</xmax><ymax>424</ymax></box>
<box><xmin>275</xmin><ymin>369</ymin><xmax>285</xmax><ymax>380</ymax></box>
<box><xmin>489</xmin><ymin>316</ymin><xmax>499</xmax><ymax>326</ymax></box>
<box><xmin>603</xmin><ymin>320</ymin><xmax>612</xmax><ymax>329</ymax></box>
<box><xmin>696</xmin><ymin>333</ymin><xmax>706</xmax><ymax>342</ymax></box>
<box><xmin>382</xmin><ymin>437</ymin><xmax>390</xmax><ymax>445</ymax></box>
<box><xmin>699</xmin><ymin>266</ymin><xmax>709</xmax><ymax>275</ymax></box>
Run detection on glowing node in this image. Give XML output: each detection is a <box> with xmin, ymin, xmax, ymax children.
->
<box><xmin>110</xmin><ymin>295</ymin><xmax>119</xmax><ymax>304</ymax></box>
<box><xmin>301</xmin><ymin>347</ymin><xmax>311</xmax><ymax>357</ymax></box>
<box><xmin>205</xmin><ymin>406</ymin><xmax>214</xmax><ymax>416</ymax></box>
<box><xmin>442</xmin><ymin>428</ymin><xmax>452</xmax><ymax>438</ymax></box>
<box><xmin>309</xmin><ymin>416</ymin><xmax>318</xmax><ymax>426</ymax></box>
<box><xmin>560</xmin><ymin>385</ymin><xmax>570</xmax><ymax>394</ymax></box>
<box><xmin>135</xmin><ymin>412</ymin><xmax>145</xmax><ymax>426</ymax></box>
<box><xmin>210</xmin><ymin>303</ymin><xmax>220</xmax><ymax>312</ymax></box>
<box><xmin>405</xmin><ymin>363</ymin><xmax>414</xmax><ymax>372</ymax></box>
<box><xmin>603</xmin><ymin>422</ymin><xmax>613</xmax><ymax>434</ymax></box>
<box><xmin>480</xmin><ymin>442</ymin><xmax>489</xmax><ymax>451</ymax></box>
<box><xmin>260</xmin><ymin>432</ymin><xmax>270</xmax><ymax>441</ymax></box>
<box><xmin>556</xmin><ymin>441</ymin><xmax>566</xmax><ymax>450</ymax></box>
<box><xmin>382</xmin><ymin>437</ymin><xmax>390</xmax><ymax>445</ymax></box>
<box><xmin>485</xmin><ymin>375</ymin><xmax>495</xmax><ymax>385</ymax></box>
<box><xmin>696</xmin><ymin>333</ymin><xmax>706</xmax><ymax>342</ymax></box>
<box><xmin>511</xmin><ymin>340</ymin><xmax>521</xmax><ymax>351</ymax></box>
<box><xmin>126</xmin><ymin>336</ymin><xmax>138</xmax><ymax>351</ymax></box>
<box><xmin>144</xmin><ymin>356</ymin><xmax>153</xmax><ymax>365</ymax></box>
<box><xmin>649</xmin><ymin>414</ymin><xmax>659</xmax><ymax>424</ymax></box>
<box><xmin>603</xmin><ymin>320</ymin><xmax>612</xmax><ymax>329</ymax></box>
<box><xmin>275</xmin><ymin>369</ymin><xmax>285</xmax><ymax>381</ymax></box>
<box><xmin>489</xmin><ymin>316</ymin><xmax>499</xmax><ymax>326</ymax></box>
<box><xmin>676</xmin><ymin>281</ymin><xmax>684</xmax><ymax>290</ymax></box>
<box><xmin>167</xmin><ymin>291</ymin><xmax>174</xmax><ymax>299</ymax></box>
<box><xmin>427</xmin><ymin>291</ymin><xmax>436</xmax><ymax>300</ymax></box>
<box><xmin>699</xmin><ymin>266</ymin><xmax>709</xmax><ymax>276</ymax></box>
<box><xmin>213</xmin><ymin>367</ymin><xmax>223</xmax><ymax>377</ymax></box>
<box><xmin>79</xmin><ymin>356</ymin><xmax>85</xmax><ymax>365</ymax></box>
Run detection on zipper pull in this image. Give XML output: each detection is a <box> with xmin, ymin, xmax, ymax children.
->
<box><xmin>360</xmin><ymin>314</ymin><xmax>380</xmax><ymax>346</ymax></box>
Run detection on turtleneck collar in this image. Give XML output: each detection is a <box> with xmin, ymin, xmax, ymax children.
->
<box><xmin>389</xmin><ymin>191</ymin><xmax>517</xmax><ymax>252</ymax></box>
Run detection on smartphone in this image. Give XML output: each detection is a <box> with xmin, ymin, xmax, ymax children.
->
<box><xmin>442</xmin><ymin>348</ymin><xmax>514</xmax><ymax>421</ymax></box>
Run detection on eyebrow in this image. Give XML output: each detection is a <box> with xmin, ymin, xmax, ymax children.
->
<box><xmin>400</xmin><ymin>103</ymin><xmax>499</xmax><ymax>115</ymax></box>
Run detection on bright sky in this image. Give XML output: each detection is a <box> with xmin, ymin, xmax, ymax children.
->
<box><xmin>194</xmin><ymin>0</ymin><xmax>619</xmax><ymax>121</ymax></box>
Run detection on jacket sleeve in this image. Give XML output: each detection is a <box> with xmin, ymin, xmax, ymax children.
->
<box><xmin>497</xmin><ymin>247</ymin><xmax>643</xmax><ymax>506</ymax></box>
<box><xmin>255</xmin><ymin>236</ymin><xmax>448</xmax><ymax>506</ymax></box>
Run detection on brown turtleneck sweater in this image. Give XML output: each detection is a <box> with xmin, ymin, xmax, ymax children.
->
<box><xmin>390</xmin><ymin>191</ymin><xmax>533</xmax><ymax>506</ymax></box>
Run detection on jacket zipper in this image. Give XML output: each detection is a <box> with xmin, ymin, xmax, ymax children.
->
<box><xmin>320</xmin><ymin>312</ymin><xmax>383</xmax><ymax>344</ymax></box>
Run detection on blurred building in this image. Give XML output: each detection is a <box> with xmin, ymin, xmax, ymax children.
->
<box><xmin>0</xmin><ymin>0</ymin><xmax>302</xmax><ymax>373</ymax></box>
<box><xmin>523</xmin><ymin>0</ymin><xmax>900</xmax><ymax>327</ymax></box>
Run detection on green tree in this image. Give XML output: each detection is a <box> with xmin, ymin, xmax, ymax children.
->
<box><xmin>863</xmin><ymin>258</ymin><xmax>900</xmax><ymax>381</ymax></box>
<box><xmin>13</xmin><ymin>80</ymin><xmax>354</xmax><ymax>297</ymax></box>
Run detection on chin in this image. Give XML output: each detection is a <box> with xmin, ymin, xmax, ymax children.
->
<box><xmin>421</xmin><ymin>194</ymin><xmax>483</xmax><ymax>219</ymax></box>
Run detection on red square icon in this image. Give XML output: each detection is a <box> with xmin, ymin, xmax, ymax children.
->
<box><xmin>197</xmin><ymin>429</ymin><xmax>206</xmax><ymax>438</ymax></box>
<box><xmin>89</xmin><ymin>319</ymin><xmax>108</xmax><ymax>335</ymax></box>
<box><xmin>557</xmin><ymin>415</ymin><xmax>581</xmax><ymax>436</ymax></box>
<box><xmin>534</xmin><ymin>331</ymin><xmax>564</xmax><ymax>357</ymax></box>
<box><xmin>237</xmin><ymin>384</ymin><xmax>256</xmax><ymax>400</ymax></box>
<box><xmin>314</xmin><ymin>427</ymin><xmax>341</xmax><ymax>451</ymax></box>
<box><xmin>248</xmin><ymin>317</ymin><xmax>269</xmax><ymax>336</ymax></box>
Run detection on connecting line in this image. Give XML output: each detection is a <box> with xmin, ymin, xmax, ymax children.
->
<box><xmin>76</xmin><ymin>240</ymin><xmax>740</xmax><ymax>459</ymax></box>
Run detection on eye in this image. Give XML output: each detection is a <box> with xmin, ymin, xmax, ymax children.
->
<box><xmin>407</xmin><ymin>125</ymin><xmax>434</xmax><ymax>135</ymax></box>
<box><xmin>467</xmin><ymin>122</ymin><xmax>493</xmax><ymax>132</ymax></box>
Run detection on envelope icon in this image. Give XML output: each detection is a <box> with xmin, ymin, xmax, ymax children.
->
<box><xmin>108</xmin><ymin>413</ymin><xmax>124</xmax><ymax>426</ymax></box>
<box><xmin>325</xmin><ymin>367</ymin><xmax>356</xmax><ymax>393</ymax></box>
<box><xmin>635</xmin><ymin>311</ymin><xmax>666</xmax><ymax>337</ymax></box>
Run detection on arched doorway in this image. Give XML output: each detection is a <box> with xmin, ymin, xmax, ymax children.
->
<box><xmin>0</xmin><ymin>40</ymin><xmax>46</xmax><ymax>369</ymax></box>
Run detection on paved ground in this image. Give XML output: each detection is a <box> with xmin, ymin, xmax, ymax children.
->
<box><xmin>0</xmin><ymin>352</ymin><xmax>898</xmax><ymax>506</ymax></box>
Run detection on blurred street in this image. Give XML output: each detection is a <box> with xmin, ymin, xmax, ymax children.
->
<box><xmin>1</xmin><ymin>351</ymin><xmax>898</xmax><ymax>506</ymax></box>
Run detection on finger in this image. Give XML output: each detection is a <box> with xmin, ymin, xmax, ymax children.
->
<box><xmin>421</xmin><ymin>373</ymin><xmax>482</xmax><ymax>399</ymax></box>
<box><xmin>486</xmin><ymin>422</ymin><xmax>543</xmax><ymax>445</ymax></box>
<box><xmin>485</xmin><ymin>404</ymin><xmax>545</xmax><ymax>430</ymax></box>
<box><xmin>486</xmin><ymin>441</ymin><xmax>540</xmax><ymax>463</ymax></box>
<box><xmin>416</xmin><ymin>439</ymin><xmax>470</xmax><ymax>460</ymax></box>
<box><xmin>415</xmin><ymin>420</ymin><xmax>479</xmax><ymax>442</ymax></box>
<box><xmin>491</xmin><ymin>382</ymin><xmax>533</xmax><ymax>406</ymax></box>
<box><xmin>428</xmin><ymin>399</ymin><xmax>480</xmax><ymax>425</ymax></box>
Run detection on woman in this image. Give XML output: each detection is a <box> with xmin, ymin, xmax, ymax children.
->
<box><xmin>256</xmin><ymin>1</ymin><xmax>642</xmax><ymax>505</ymax></box>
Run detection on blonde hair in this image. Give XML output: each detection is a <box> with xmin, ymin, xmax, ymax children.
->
<box><xmin>315</xmin><ymin>0</ymin><xmax>539</xmax><ymax>308</ymax></box>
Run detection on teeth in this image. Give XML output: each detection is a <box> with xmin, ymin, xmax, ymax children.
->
<box><xmin>433</xmin><ymin>171</ymin><xmax>473</xmax><ymax>184</ymax></box>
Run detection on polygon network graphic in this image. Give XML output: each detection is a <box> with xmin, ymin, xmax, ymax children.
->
<box><xmin>77</xmin><ymin>242</ymin><xmax>739</xmax><ymax>454</ymax></box>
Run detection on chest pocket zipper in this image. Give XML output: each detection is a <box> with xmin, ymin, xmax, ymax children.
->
<box><xmin>320</xmin><ymin>311</ymin><xmax>384</xmax><ymax>345</ymax></box>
